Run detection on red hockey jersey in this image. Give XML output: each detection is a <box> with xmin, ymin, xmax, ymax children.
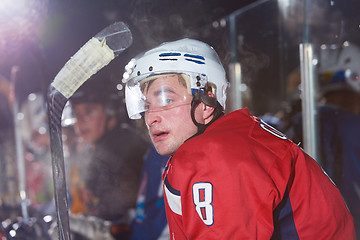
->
<box><xmin>162</xmin><ymin>108</ymin><xmax>355</xmax><ymax>239</ymax></box>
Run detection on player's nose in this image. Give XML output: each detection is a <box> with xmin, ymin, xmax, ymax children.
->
<box><xmin>145</xmin><ymin>110</ymin><xmax>161</xmax><ymax>127</ymax></box>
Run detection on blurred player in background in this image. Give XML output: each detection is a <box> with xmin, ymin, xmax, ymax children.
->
<box><xmin>317</xmin><ymin>42</ymin><xmax>360</xmax><ymax>239</ymax></box>
<box><xmin>130</xmin><ymin>143</ymin><xmax>170</xmax><ymax>240</ymax></box>
<box><xmin>57</xmin><ymin>70</ymin><xmax>148</xmax><ymax>240</ymax></box>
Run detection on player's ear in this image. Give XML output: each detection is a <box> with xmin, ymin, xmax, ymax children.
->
<box><xmin>202</xmin><ymin>91</ymin><xmax>215</xmax><ymax>122</ymax></box>
<box><xmin>203</xmin><ymin>104</ymin><xmax>215</xmax><ymax>121</ymax></box>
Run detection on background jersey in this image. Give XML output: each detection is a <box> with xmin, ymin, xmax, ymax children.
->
<box><xmin>317</xmin><ymin>105</ymin><xmax>360</xmax><ymax>238</ymax></box>
<box><xmin>131</xmin><ymin>144</ymin><xmax>170</xmax><ymax>240</ymax></box>
<box><xmin>162</xmin><ymin>108</ymin><xmax>355</xmax><ymax>239</ymax></box>
<box><xmin>290</xmin><ymin>105</ymin><xmax>360</xmax><ymax>238</ymax></box>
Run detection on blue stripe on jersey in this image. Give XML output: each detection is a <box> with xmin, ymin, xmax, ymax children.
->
<box><xmin>271</xmin><ymin>188</ymin><xmax>300</xmax><ymax>240</ymax></box>
<box><xmin>164</xmin><ymin>175</ymin><xmax>182</xmax><ymax>215</ymax></box>
<box><xmin>164</xmin><ymin>175</ymin><xmax>180</xmax><ymax>196</ymax></box>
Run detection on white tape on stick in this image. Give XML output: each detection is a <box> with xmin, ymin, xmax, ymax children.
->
<box><xmin>51</xmin><ymin>37</ymin><xmax>115</xmax><ymax>98</ymax></box>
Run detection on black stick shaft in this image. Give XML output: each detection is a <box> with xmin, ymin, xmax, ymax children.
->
<box><xmin>46</xmin><ymin>21</ymin><xmax>132</xmax><ymax>240</ymax></box>
<box><xmin>47</xmin><ymin>87</ymin><xmax>71</xmax><ymax>240</ymax></box>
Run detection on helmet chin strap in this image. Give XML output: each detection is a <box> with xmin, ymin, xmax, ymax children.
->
<box><xmin>190</xmin><ymin>91</ymin><xmax>224</xmax><ymax>136</ymax></box>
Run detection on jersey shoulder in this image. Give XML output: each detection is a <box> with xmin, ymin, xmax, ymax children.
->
<box><xmin>174</xmin><ymin>109</ymin><xmax>295</xmax><ymax>178</ymax></box>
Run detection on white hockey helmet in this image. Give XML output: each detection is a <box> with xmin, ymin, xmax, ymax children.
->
<box><xmin>122</xmin><ymin>38</ymin><xmax>229</xmax><ymax>119</ymax></box>
<box><xmin>319</xmin><ymin>42</ymin><xmax>360</xmax><ymax>95</ymax></box>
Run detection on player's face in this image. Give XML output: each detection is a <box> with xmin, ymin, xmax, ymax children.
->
<box><xmin>73</xmin><ymin>103</ymin><xmax>107</xmax><ymax>143</ymax></box>
<box><xmin>143</xmin><ymin>74</ymin><xmax>198</xmax><ymax>155</ymax></box>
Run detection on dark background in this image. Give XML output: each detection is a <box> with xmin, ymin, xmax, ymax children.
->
<box><xmin>0</xmin><ymin>0</ymin><xmax>257</xmax><ymax>106</ymax></box>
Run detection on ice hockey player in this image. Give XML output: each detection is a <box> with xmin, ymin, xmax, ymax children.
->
<box><xmin>122</xmin><ymin>38</ymin><xmax>356</xmax><ymax>239</ymax></box>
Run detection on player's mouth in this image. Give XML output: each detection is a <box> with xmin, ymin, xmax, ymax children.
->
<box><xmin>151</xmin><ymin>130</ymin><xmax>169</xmax><ymax>142</ymax></box>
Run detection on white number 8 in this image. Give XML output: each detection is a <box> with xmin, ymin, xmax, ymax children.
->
<box><xmin>192</xmin><ymin>182</ymin><xmax>214</xmax><ymax>226</ymax></box>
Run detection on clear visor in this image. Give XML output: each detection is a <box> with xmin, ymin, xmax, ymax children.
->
<box><xmin>125</xmin><ymin>73</ymin><xmax>194</xmax><ymax>119</ymax></box>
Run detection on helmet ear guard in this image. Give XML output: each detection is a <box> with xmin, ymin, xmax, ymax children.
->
<box><xmin>190</xmin><ymin>85</ymin><xmax>224</xmax><ymax>136</ymax></box>
<box><xmin>191</xmin><ymin>83</ymin><xmax>218</xmax><ymax>108</ymax></box>
<box><xmin>200</xmin><ymin>94</ymin><xmax>217</xmax><ymax>108</ymax></box>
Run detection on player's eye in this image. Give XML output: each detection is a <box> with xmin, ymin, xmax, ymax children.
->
<box><xmin>161</xmin><ymin>98</ymin><xmax>173</xmax><ymax>106</ymax></box>
<box><xmin>144</xmin><ymin>103</ymin><xmax>150</xmax><ymax>111</ymax></box>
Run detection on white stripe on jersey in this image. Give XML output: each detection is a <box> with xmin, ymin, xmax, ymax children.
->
<box><xmin>164</xmin><ymin>182</ymin><xmax>182</xmax><ymax>215</ymax></box>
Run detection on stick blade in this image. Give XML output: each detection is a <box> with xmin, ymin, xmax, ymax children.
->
<box><xmin>95</xmin><ymin>21</ymin><xmax>133</xmax><ymax>56</ymax></box>
<box><xmin>50</xmin><ymin>21</ymin><xmax>133</xmax><ymax>99</ymax></box>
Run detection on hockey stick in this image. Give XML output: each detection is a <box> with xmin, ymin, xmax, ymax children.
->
<box><xmin>47</xmin><ymin>21</ymin><xmax>132</xmax><ymax>240</ymax></box>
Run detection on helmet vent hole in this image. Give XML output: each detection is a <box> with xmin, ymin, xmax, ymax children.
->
<box><xmin>149</xmin><ymin>66</ymin><xmax>153</xmax><ymax>71</ymax></box>
<box><xmin>137</xmin><ymin>71</ymin><xmax>141</xmax><ymax>76</ymax></box>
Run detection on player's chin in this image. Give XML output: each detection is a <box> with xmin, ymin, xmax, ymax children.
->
<box><xmin>153</xmin><ymin>142</ymin><xmax>174</xmax><ymax>156</ymax></box>
<box><xmin>153</xmin><ymin>145</ymin><xmax>168</xmax><ymax>156</ymax></box>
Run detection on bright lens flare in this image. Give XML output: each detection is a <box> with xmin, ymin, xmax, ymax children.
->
<box><xmin>0</xmin><ymin>0</ymin><xmax>48</xmax><ymax>63</ymax></box>
<box><xmin>0</xmin><ymin>0</ymin><xmax>47</xmax><ymax>42</ymax></box>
